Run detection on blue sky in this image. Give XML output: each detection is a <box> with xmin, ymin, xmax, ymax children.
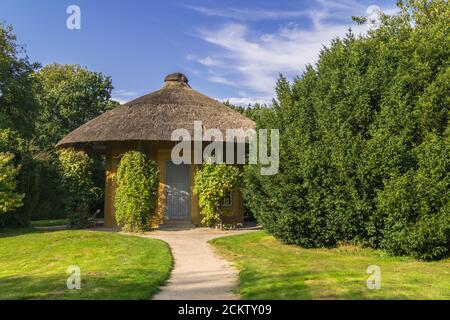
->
<box><xmin>0</xmin><ymin>0</ymin><xmax>397</xmax><ymax>105</ymax></box>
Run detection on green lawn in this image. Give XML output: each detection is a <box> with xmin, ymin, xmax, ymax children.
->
<box><xmin>210</xmin><ymin>231</ymin><xmax>450</xmax><ymax>300</ymax></box>
<box><xmin>0</xmin><ymin>228</ymin><xmax>172</xmax><ymax>300</ymax></box>
<box><xmin>30</xmin><ymin>219</ymin><xmax>69</xmax><ymax>227</ymax></box>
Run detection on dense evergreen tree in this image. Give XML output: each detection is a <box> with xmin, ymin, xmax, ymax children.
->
<box><xmin>243</xmin><ymin>0</ymin><xmax>449</xmax><ymax>260</ymax></box>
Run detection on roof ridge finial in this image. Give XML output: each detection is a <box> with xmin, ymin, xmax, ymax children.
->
<box><xmin>164</xmin><ymin>72</ymin><xmax>189</xmax><ymax>86</ymax></box>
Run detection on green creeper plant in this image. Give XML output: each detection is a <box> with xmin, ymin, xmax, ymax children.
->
<box><xmin>115</xmin><ymin>151</ymin><xmax>159</xmax><ymax>232</ymax></box>
<box><xmin>194</xmin><ymin>162</ymin><xmax>240</xmax><ymax>228</ymax></box>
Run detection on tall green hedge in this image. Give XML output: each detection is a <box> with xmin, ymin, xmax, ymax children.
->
<box><xmin>115</xmin><ymin>151</ymin><xmax>159</xmax><ymax>232</ymax></box>
<box><xmin>243</xmin><ymin>0</ymin><xmax>449</xmax><ymax>260</ymax></box>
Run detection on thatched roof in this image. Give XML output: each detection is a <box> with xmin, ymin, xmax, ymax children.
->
<box><xmin>56</xmin><ymin>73</ymin><xmax>255</xmax><ymax>148</ymax></box>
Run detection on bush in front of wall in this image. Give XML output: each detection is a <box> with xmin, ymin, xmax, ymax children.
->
<box><xmin>194</xmin><ymin>162</ymin><xmax>240</xmax><ymax>228</ymax></box>
<box><xmin>114</xmin><ymin>151</ymin><xmax>159</xmax><ymax>232</ymax></box>
<box><xmin>58</xmin><ymin>148</ymin><xmax>101</xmax><ymax>228</ymax></box>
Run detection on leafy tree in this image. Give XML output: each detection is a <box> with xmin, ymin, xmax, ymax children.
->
<box><xmin>58</xmin><ymin>148</ymin><xmax>101</xmax><ymax>228</ymax></box>
<box><xmin>0</xmin><ymin>23</ymin><xmax>39</xmax><ymax>137</ymax></box>
<box><xmin>0</xmin><ymin>129</ymin><xmax>39</xmax><ymax>227</ymax></box>
<box><xmin>0</xmin><ymin>25</ymin><xmax>118</xmax><ymax>226</ymax></box>
<box><xmin>31</xmin><ymin>64</ymin><xmax>117</xmax><ymax>222</ymax></box>
<box><xmin>33</xmin><ymin>64</ymin><xmax>116</xmax><ymax>149</ymax></box>
<box><xmin>115</xmin><ymin>151</ymin><xmax>159</xmax><ymax>232</ymax></box>
<box><xmin>194</xmin><ymin>162</ymin><xmax>241</xmax><ymax>227</ymax></box>
<box><xmin>0</xmin><ymin>152</ymin><xmax>24</xmax><ymax>214</ymax></box>
<box><xmin>0</xmin><ymin>24</ymin><xmax>38</xmax><ymax>227</ymax></box>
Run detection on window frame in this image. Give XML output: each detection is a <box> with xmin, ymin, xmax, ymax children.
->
<box><xmin>222</xmin><ymin>190</ymin><xmax>233</xmax><ymax>207</ymax></box>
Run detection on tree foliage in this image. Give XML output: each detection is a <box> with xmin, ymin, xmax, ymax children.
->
<box><xmin>243</xmin><ymin>0</ymin><xmax>449</xmax><ymax>260</ymax></box>
<box><xmin>30</xmin><ymin>64</ymin><xmax>117</xmax><ymax>222</ymax></box>
<box><xmin>0</xmin><ymin>23</ymin><xmax>39</xmax><ymax>138</ymax></box>
<box><xmin>58</xmin><ymin>148</ymin><xmax>101</xmax><ymax>228</ymax></box>
<box><xmin>224</xmin><ymin>101</ymin><xmax>277</xmax><ymax>125</ymax></box>
<box><xmin>115</xmin><ymin>151</ymin><xmax>159</xmax><ymax>232</ymax></box>
<box><xmin>33</xmin><ymin>63</ymin><xmax>116</xmax><ymax>149</ymax></box>
<box><xmin>30</xmin><ymin>152</ymin><xmax>67</xmax><ymax>220</ymax></box>
<box><xmin>0</xmin><ymin>129</ymin><xmax>39</xmax><ymax>227</ymax></box>
<box><xmin>194</xmin><ymin>162</ymin><xmax>241</xmax><ymax>227</ymax></box>
<box><xmin>0</xmin><ymin>152</ymin><xmax>24</xmax><ymax>214</ymax></box>
<box><xmin>0</xmin><ymin>23</ymin><xmax>118</xmax><ymax>227</ymax></box>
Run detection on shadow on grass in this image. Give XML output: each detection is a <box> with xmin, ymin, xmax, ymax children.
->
<box><xmin>238</xmin><ymin>270</ymin><xmax>314</xmax><ymax>300</ymax></box>
<box><xmin>0</xmin><ymin>227</ymin><xmax>60</xmax><ymax>238</ymax></box>
<box><xmin>238</xmin><ymin>270</ymin><xmax>413</xmax><ymax>300</ymax></box>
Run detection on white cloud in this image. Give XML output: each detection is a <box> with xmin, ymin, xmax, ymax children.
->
<box><xmin>186</xmin><ymin>5</ymin><xmax>310</xmax><ymax>21</ymax></box>
<box><xmin>112</xmin><ymin>89</ymin><xmax>138</xmax><ymax>97</ymax></box>
<box><xmin>207</xmin><ymin>75</ymin><xmax>236</xmax><ymax>86</ymax></box>
<box><xmin>111</xmin><ymin>97</ymin><xmax>130</xmax><ymax>105</ymax></box>
<box><xmin>198</xmin><ymin>22</ymin><xmax>366</xmax><ymax>94</ymax></box>
<box><xmin>219</xmin><ymin>96</ymin><xmax>273</xmax><ymax>106</ymax></box>
<box><xmin>198</xmin><ymin>56</ymin><xmax>221</xmax><ymax>66</ymax></box>
<box><xmin>187</xmin><ymin>1</ymin><xmax>398</xmax><ymax>101</ymax></box>
<box><xmin>112</xmin><ymin>89</ymin><xmax>140</xmax><ymax>105</ymax></box>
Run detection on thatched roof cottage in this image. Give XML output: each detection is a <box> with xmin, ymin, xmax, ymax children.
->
<box><xmin>57</xmin><ymin>73</ymin><xmax>255</xmax><ymax>228</ymax></box>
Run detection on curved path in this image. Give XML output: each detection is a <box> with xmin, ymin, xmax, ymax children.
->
<box><xmin>142</xmin><ymin>227</ymin><xmax>257</xmax><ymax>300</ymax></box>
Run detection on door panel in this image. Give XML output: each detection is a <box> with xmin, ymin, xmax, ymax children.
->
<box><xmin>165</xmin><ymin>162</ymin><xmax>190</xmax><ymax>220</ymax></box>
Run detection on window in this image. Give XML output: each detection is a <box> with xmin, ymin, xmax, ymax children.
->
<box><xmin>222</xmin><ymin>190</ymin><xmax>233</xmax><ymax>207</ymax></box>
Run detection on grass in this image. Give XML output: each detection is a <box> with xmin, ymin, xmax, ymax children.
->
<box><xmin>0</xmin><ymin>228</ymin><xmax>172</xmax><ymax>300</ymax></box>
<box><xmin>210</xmin><ymin>231</ymin><xmax>450</xmax><ymax>300</ymax></box>
<box><xmin>30</xmin><ymin>219</ymin><xmax>69</xmax><ymax>227</ymax></box>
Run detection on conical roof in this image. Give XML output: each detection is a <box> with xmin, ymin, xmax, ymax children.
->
<box><xmin>56</xmin><ymin>73</ymin><xmax>255</xmax><ymax>148</ymax></box>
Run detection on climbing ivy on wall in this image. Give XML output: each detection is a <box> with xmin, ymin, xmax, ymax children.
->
<box><xmin>115</xmin><ymin>151</ymin><xmax>159</xmax><ymax>232</ymax></box>
<box><xmin>194</xmin><ymin>162</ymin><xmax>240</xmax><ymax>228</ymax></box>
